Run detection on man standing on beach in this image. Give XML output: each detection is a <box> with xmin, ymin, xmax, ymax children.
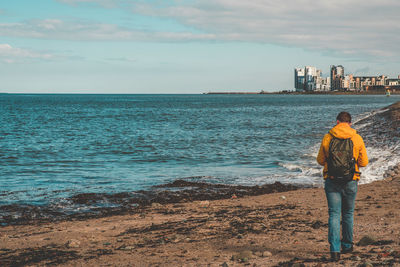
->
<box><xmin>317</xmin><ymin>111</ymin><xmax>368</xmax><ymax>262</ymax></box>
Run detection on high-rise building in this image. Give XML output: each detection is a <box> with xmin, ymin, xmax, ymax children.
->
<box><xmin>294</xmin><ymin>68</ymin><xmax>305</xmax><ymax>91</ymax></box>
<box><xmin>330</xmin><ymin>65</ymin><xmax>345</xmax><ymax>91</ymax></box>
<box><xmin>342</xmin><ymin>75</ymin><xmax>352</xmax><ymax>90</ymax></box>
<box><xmin>316</xmin><ymin>76</ymin><xmax>331</xmax><ymax>91</ymax></box>
<box><xmin>304</xmin><ymin>66</ymin><xmax>317</xmax><ymax>91</ymax></box>
<box><xmin>295</xmin><ymin>66</ymin><xmax>329</xmax><ymax>91</ymax></box>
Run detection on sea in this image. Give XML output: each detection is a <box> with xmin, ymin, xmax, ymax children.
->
<box><xmin>0</xmin><ymin>94</ymin><xmax>399</xmax><ymax>209</ymax></box>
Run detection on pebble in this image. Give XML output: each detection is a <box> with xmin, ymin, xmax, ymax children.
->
<box><xmin>352</xmin><ymin>255</ymin><xmax>362</xmax><ymax>261</ymax></box>
<box><xmin>386</xmin><ymin>171</ymin><xmax>395</xmax><ymax>177</ymax></box>
<box><xmin>358</xmin><ymin>261</ymin><xmax>373</xmax><ymax>267</ymax></box>
<box><xmin>391</xmin><ymin>250</ymin><xmax>400</xmax><ymax>257</ymax></box>
<box><xmin>221</xmin><ymin>262</ymin><xmax>228</xmax><ymax>267</ymax></box>
<box><xmin>120</xmin><ymin>245</ymin><xmax>135</xmax><ymax>251</ymax></box>
<box><xmin>66</xmin><ymin>239</ymin><xmax>81</xmax><ymax>248</ymax></box>
<box><xmin>262</xmin><ymin>250</ymin><xmax>272</xmax><ymax>257</ymax></box>
<box><xmin>151</xmin><ymin>203</ymin><xmax>163</xmax><ymax>209</ymax></box>
<box><xmin>280</xmin><ymin>196</ymin><xmax>286</xmax><ymax>200</ymax></box>
<box><xmin>199</xmin><ymin>200</ymin><xmax>210</xmax><ymax>208</ymax></box>
<box><xmin>232</xmin><ymin>250</ymin><xmax>253</xmax><ymax>262</ymax></box>
<box><xmin>357</xmin><ymin>235</ymin><xmax>377</xmax><ymax>246</ymax></box>
<box><xmin>311</xmin><ymin>220</ymin><xmax>322</xmax><ymax>229</ymax></box>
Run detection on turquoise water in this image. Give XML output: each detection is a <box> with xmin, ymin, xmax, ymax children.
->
<box><xmin>0</xmin><ymin>94</ymin><xmax>398</xmax><ymax>206</ymax></box>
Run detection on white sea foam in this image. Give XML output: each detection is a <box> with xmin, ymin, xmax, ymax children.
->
<box><xmin>272</xmin><ymin>131</ymin><xmax>399</xmax><ymax>187</ymax></box>
<box><xmin>360</xmin><ymin>145</ymin><xmax>400</xmax><ymax>184</ymax></box>
<box><xmin>353</xmin><ymin>121</ymin><xmax>373</xmax><ymax>130</ymax></box>
<box><xmin>275</xmin><ymin>150</ymin><xmax>323</xmax><ymax>186</ymax></box>
<box><xmin>278</xmin><ymin>162</ymin><xmax>303</xmax><ymax>172</ymax></box>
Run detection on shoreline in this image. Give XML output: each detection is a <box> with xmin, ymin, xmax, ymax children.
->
<box><xmin>205</xmin><ymin>91</ymin><xmax>400</xmax><ymax>95</ymax></box>
<box><xmin>0</xmin><ymin>181</ymin><xmax>302</xmax><ymax>226</ymax></box>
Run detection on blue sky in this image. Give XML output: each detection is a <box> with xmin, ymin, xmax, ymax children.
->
<box><xmin>1</xmin><ymin>0</ymin><xmax>400</xmax><ymax>93</ymax></box>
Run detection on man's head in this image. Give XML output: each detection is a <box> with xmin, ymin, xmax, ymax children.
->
<box><xmin>336</xmin><ymin>111</ymin><xmax>351</xmax><ymax>124</ymax></box>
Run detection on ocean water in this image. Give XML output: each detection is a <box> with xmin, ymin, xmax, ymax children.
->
<box><xmin>0</xmin><ymin>94</ymin><xmax>398</xmax><ymax>207</ymax></box>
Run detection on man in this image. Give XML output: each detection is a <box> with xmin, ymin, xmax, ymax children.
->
<box><xmin>317</xmin><ymin>111</ymin><xmax>368</xmax><ymax>262</ymax></box>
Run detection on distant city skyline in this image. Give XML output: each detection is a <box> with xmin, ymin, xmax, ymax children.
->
<box><xmin>1</xmin><ymin>1</ymin><xmax>400</xmax><ymax>94</ymax></box>
<box><xmin>294</xmin><ymin>64</ymin><xmax>400</xmax><ymax>92</ymax></box>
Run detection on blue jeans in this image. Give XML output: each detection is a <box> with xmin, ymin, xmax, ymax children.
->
<box><xmin>324</xmin><ymin>179</ymin><xmax>358</xmax><ymax>252</ymax></box>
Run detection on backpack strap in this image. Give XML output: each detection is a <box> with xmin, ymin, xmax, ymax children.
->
<box><xmin>328</xmin><ymin>132</ymin><xmax>338</xmax><ymax>140</ymax></box>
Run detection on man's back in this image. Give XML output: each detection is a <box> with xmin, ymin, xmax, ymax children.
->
<box><xmin>317</xmin><ymin>122</ymin><xmax>368</xmax><ymax>180</ymax></box>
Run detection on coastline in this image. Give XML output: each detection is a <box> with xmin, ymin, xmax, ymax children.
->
<box><xmin>0</xmin><ymin>181</ymin><xmax>301</xmax><ymax>226</ymax></box>
<box><xmin>204</xmin><ymin>91</ymin><xmax>400</xmax><ymax>95</ymax></box>
<box><xmin>0</xmin><ymin>102</ymin><xmax>399</xmax><ymax>266</ymax></box>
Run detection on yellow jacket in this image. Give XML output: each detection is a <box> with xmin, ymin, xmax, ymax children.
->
<box><xmin>317</xmin><ymin>123</ymin><xmax>368</xmax><ymax>180</ymax></box>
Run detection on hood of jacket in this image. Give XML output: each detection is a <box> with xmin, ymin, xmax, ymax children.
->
<box><xmin>329</xmin><ymin>123</ymin><xmax>357</xmax><ymax>139</ymax></box>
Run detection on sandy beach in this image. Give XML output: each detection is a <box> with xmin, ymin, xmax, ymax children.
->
<box><xmin>1</xmin><ymin>102</ymin><xmax>399</xmax><ymax>267</ymax></box>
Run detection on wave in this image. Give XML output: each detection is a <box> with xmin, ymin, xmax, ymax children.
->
<box><xmin>275</xmin><ymin>102</ymin><xmax>400</xmax><ymax>186</ymax></box>
<box><xmin>360</xmin><ymin>146</ymin><xmax>400</xmax><ymax>184</ymax></box>
<box><xmin>352</xmin><ymin>103</ymin><xmax>399</xmax><ymax>184</ymax></box>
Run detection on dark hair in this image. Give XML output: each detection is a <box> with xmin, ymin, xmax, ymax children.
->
<box><xmin>336</xmin><ymin>111</ymin><xmax>351</xmax><ymax>123</ymax></box>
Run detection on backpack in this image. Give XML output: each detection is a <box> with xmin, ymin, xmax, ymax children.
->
<box><xmin>327</xmin><ymin>133</ymin><xmax>356</xmax><ymax>183</ymax></box>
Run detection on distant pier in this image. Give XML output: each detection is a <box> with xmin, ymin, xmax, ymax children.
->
<box><xmin>204</xmin><ymin>90</ymin><xmax>271</xmax><ymax>95</ymax></box>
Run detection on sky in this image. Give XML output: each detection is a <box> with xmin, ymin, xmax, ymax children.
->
<box><xmin>1</xmin><ymin>0</ymin><xmax>400</xmax><ymax>94</ymax></box>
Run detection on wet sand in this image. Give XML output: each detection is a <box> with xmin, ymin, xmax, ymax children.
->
<box><xmin>0</xmin><ymin>102</ymin><xmax>399</xmax><ymax>267</ymax></box>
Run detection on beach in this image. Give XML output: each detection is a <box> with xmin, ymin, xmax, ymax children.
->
<box><xmin>0</xmin><ymin>102</ymin><xmax>399</xmax><ymax>266</ymax></box>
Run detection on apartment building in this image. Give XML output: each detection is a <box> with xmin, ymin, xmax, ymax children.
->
<box><xmin>386</xmin><ymin>75</ymin><xmax>400</xmax><ymax>86</ymax></box>
<box><xmin>294</xmin><ymin>68</ymin><xmax>305</xmax><ymax>91</ymax></box>
<box><xmin>294</xmin><ymin>66</ymin><xmax>330</xmax><ymax>92</ymax></box>
<box><xmin>342</xmin><ymin>75</ymin><xmax>387</xmax><ymax>91</ymax></box>
<box><xmin>330</xmin><ymin>65</ymin><xmax>344</xmax><ymax>91</ymax></box>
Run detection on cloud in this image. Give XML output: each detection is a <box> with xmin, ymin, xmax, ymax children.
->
<box><xmin>353</xmin><ymin>67</ymin><xmax>371</xmax><ymax>75</ymax></box>
<box><xmin>0</xmin><ymin>44</ymin><xmax>56</xmax><ymax>63</ymax></box>
<box><xmin>105</xmin><ymin>57</ymin><xmax>136</xmax><ymax>62</ymax></box>
<box><xmin>56</xmin><ymin>0</ymin><xmax>117</xmax><ymax>8</ymax></box>
<box><xmin>129</xmin><ymin>0</ymin><xmax>400</xmax><ymax>59</ymax></box>
<box><xmin>5</xmin><ymin>0</ymin><xmax>400</xmax><ymax>60</ymax></box>
<box><xmin>0</xmin><ymin>18</ymin><xmax>215</xmax><ymax>41</ymax></box>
